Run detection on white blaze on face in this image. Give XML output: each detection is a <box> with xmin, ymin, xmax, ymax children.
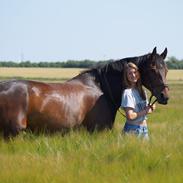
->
<box><xmin>32</xmin><ymin>87</ymin><xmax>41</xmax><ymax>97</ymax></box>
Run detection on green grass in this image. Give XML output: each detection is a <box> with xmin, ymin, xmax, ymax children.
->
<box><xmin>0</xmin><ymin>81</ymin><xmax>183</xmax><ymax>183</ymax></box>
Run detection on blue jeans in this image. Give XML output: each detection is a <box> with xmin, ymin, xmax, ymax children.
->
<box><xmin>123</xmin><ymin>123</ymin><xmax>149</xmax><ymax>139</ymax></box>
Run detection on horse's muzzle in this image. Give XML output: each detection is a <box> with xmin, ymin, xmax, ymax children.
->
<box><xmin>157</xmin><ymin>87</ymin><xmax>169</xmax><ymax>105</ymax></box>
<box><xmin>157</xmin><ymin>93</ymin><xmax>169</xmax><ymax>104</ymax></box>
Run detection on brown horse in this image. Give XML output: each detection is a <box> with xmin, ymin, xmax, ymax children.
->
<box><xmin>0</xmin><ymin>47</ymin><xmax>169</xmax><ymax>138</ymax></box>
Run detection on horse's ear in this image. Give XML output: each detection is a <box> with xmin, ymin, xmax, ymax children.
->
<box><xmin>161</xmin><ymin>48</ymin><xmax>168</xmax><ymax>59</ymax></box>
<box><xmin>152</xmin><ymin>47</ymin><xmax>157</xmax><ymax>55</ymax></box>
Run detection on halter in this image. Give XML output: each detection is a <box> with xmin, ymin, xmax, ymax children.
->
<box><xmin>148</xmin><ymin>83</ymin><xmax>169</xmax><ymax>108</ymax></box>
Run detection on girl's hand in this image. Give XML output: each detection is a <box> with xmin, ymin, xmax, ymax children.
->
<box><xmin>150</xmin><ymin>104</ymin><xmax>156</xmax><ymax>111</ymax></box>
<box><xmin>145</xmin><ymin>104</ymin><xmax>156</xmax><ymax>114</ymax></box>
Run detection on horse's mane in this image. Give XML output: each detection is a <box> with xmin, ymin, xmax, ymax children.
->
<box><xmin>80</xmin><ymin>53</ymin><xmax>151</xmax><ymax>75</ymax></box>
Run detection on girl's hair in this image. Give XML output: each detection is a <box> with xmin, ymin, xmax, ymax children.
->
<box><xmin>123</xmin><ymin>62</ymin><xmax>146</xmax><ymax>100</ymax></box>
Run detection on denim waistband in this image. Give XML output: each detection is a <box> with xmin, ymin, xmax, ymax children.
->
<box><xmin>123</xmin><ymin>123</ymin><xmax>148</xmax><ymax>133</ymax></box>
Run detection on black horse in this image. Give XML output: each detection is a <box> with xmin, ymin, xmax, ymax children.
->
<box><xmin>0</xmin><ymin>47</ymin><xmax>169</xmax><ymax>138</ymax></box>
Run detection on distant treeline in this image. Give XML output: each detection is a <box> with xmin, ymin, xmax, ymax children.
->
<box><xmin>166</xmin><ymin>57</ymin><xmax>183</xmax><ymax>69</ymax></box>
<box><xmin>0</xmin><ymin>60</ymin><xmax>109</xmax><ymax>68</ymax></box>
<box><xmin>0</xmin><ymin>57</ymin><xmax>182</xmax><ymax>69</ymax></box>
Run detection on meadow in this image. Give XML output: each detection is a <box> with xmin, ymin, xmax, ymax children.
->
<box><xmin>0</xmin><ymin>67</ymin><xmax>84</xmax><ymax>82</ymax></box>
<box><xmin>0</xmin><ymin>68</ymin><xmax>183</xmax><ymax>183</ymax></box>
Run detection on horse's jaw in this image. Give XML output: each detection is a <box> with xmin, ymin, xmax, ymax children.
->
<box><xmin>158</xmin><ymin>100</ymin><xmax>168</xmax><ymax>105</ymax></box>
<box><xmin>157</xmin><ymin>94</ymin><xmax>169</xmax><ymax>105</ymax></box>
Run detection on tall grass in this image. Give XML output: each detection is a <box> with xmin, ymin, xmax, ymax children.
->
<box><xmin>0</xmin><ymin>69</ymin><xmax>183</xmax><ymax>183</ymax></box>
<box><xmin>0</xmin><ymin>83</ymin><xmax>183</xmax><ymax>183</ymax></box>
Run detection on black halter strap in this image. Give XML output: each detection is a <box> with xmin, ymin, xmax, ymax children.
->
<box><xmin>148</xmin><ymin>83</ymin><xmax>169</xmax><ymax>107</ymax></box>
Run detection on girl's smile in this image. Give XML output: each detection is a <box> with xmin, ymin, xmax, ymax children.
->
<box><xmin>127</xmin><ymin>68</ymin><xmax>139</xmax><ymax>85</ymax></box>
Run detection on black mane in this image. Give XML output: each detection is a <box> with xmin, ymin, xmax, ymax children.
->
<box><xmin>75</xmin><ymin>53</ymin><xmax>152</xmax><ymax>110</ymax></box>
<box><xmin>80</xmin><ymin>53</ymin><xmax>151</xmax><ymax>75</ymax></box>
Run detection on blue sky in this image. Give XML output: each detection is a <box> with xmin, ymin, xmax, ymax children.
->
<box><xmin>1</xmin><ymin>0</ymin><xmax>183</xmax><ymax>62</ymax></box>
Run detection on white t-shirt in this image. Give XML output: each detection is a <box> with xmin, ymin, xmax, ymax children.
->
<box><xmin>121</xmin><ymin>88</ymin><xmax>148</xmax><ymax>124</ymax></box>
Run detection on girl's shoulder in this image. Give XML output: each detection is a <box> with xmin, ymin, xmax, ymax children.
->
<box><xmin>122</xmin><ymin>88</ymin><xmax>133</xmax><ymax>96</ymax></box>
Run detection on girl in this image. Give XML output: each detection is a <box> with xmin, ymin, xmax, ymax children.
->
<box><xmin>121</xmin><ymin>62</ymin><xmax>156</xmax><ymax>139</ymax></box>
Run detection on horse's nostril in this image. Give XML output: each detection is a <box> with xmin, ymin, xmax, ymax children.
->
<box><xmin>160</xmin><ymin>92</ymin><xmax>169</xmax><ymax>103</ymax></box>
<box><xmin>161</xmin><ymin>92</ymin><xmax>169</xmax><ymax>100</ymax></box>
<box><xmin>160</xmin><ymin>93</ymin><xmax>164</xmax><ymax>98</ymax></box>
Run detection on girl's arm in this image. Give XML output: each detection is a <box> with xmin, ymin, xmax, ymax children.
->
<box><xmin>124</xmin><ymin>104</ymin><xmax>156</xmax><ymax>120</ymax></box>
<box><xmin>124</xmin><ymin>107</ymin><xmax>147</xmax><ymax>120</ymax></box>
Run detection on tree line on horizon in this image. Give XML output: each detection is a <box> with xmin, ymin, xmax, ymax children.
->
<box><xmin>0</xmin><ymin>57</ymin><xmax>182</xmax><ymax>69</ymax></box>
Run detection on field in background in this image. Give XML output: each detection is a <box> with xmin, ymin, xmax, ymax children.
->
<box><xmin>0</xmin><ymin>68</ymin><xmax>183</xmax><ymax>183</ymax></box>
<box><xmin>0</xmin><ymin>67</ymin><xmax>183</xmax><ymax>82</ymax></box>
<box><xmin>167</xmin><ymin>70</ymin><xmax>183</xmax><ymax>82</ymax></box>
<box><xmin>0</xmin><ymin>67</ymin><xmax>84</xmax><ymax>81</ymax></box>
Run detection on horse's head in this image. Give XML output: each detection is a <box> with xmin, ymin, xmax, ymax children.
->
<box><xmin>140</xmin><ymin>47</ymin><xmax>169</xmax><ymax>105</ymax></box>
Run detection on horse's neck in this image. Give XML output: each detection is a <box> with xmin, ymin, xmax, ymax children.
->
<box><xmin>98</xmin><ymin>54</ymin><xmax>150</xmax><ymax>105</ymax></box>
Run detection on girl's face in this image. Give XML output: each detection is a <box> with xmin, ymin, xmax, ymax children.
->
<box><xmin>127</xmin><ymin>67</ymin><xmax>139</xmax><ymax>85</ymax></box>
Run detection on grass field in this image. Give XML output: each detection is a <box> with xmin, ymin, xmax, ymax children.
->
<box><xmin>0</xmin><ymin>68</ymin><xmax>182</xmax><ymax>82</ymax></box>
<box><xmin>0</xmin><ymin>68</ymin><xmax>183</xmax><ymax>183</ymax></box>
<box><xmin>0</xmin><ymin>67</ymin><xmax>84</xmax><ymax>81</ymax></box>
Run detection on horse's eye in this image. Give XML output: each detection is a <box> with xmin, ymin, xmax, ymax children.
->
<box><xmin>150</xmin><ymin>63</ymin><xmax>156</xmax><ymax>70</ymax></box>
<box><xmin>150</xmin><ymin>61</ymin><xmax>156</xmax><ymax>67</ymax></box>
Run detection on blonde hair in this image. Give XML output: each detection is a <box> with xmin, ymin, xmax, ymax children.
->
<box><xmin>123</xmin><ymin>62</ymin><xmax>146</xmax><ymax>100</ymax></box>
